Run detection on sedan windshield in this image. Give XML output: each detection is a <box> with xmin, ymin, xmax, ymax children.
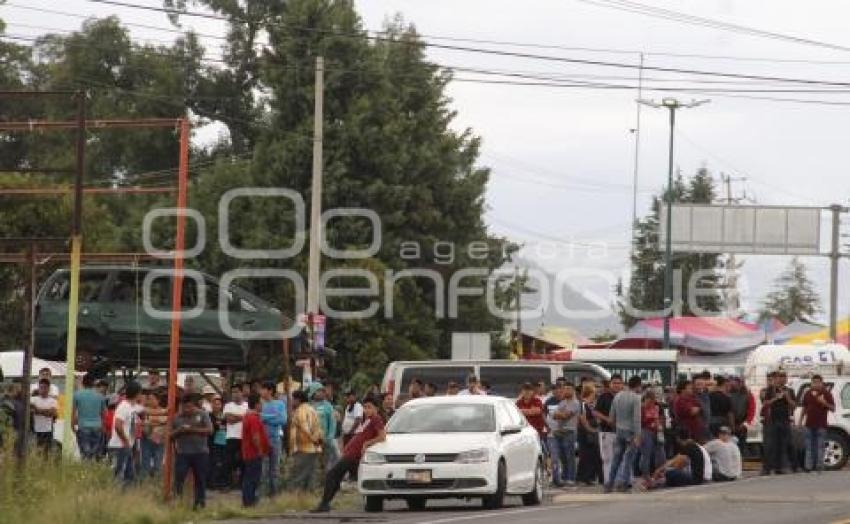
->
<box><xmin>387</xmin><ymin>403</ymin><xmax>496</xmax><ymax>434</ymax></box>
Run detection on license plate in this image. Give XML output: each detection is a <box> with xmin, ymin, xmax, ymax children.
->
<box><xmin>406</xmin><ymin>469</ymin><xmax>432</xmax><ymax>484</ymax></box>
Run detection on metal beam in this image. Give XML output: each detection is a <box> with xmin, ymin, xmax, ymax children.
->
<box><xmin>0</xmin><ymin>186</ymin><xmax>176</xmax><ymax>196</ymax></box>
<box><xmin>0</xmin><ymin>118</ymin><xmax>181</xmax><ymax>131</ymax></box>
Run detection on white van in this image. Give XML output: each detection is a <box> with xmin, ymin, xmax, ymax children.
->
<box><xmin>380</xmin><ymin>360</ymin><xmax>611</xmax><ymax>406</ymax></box>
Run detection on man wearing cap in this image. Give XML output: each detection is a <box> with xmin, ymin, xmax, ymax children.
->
<box><xmin>704</xmin><ymin>426</ymin><xmax>742</xmax><ymax>481</ymax></box>
<box><xmin>312</xmin><ymin>386</ymin><xmax>339</xmax><ymax>467</ymax></box>
<box><xmin>259</xmin><ymin>381</ymin><xmax>287</xmax><ymax>497</ymax></box>
<box><xmin>201</xmin><ymin>385</ymin><xmax>216</xmax><ymax>413</ymax></box>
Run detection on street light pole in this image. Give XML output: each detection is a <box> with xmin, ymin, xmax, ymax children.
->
<box><xmin>638</xmin><ymin>97</ymin><xmax>710</xmax><ymax>349</ymax></box>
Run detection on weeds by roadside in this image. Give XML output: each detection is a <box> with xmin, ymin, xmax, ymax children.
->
<box><xmin>0</xmin><ymin>441</ymin><xmax>357</xmax><ymax>524</ymax></box>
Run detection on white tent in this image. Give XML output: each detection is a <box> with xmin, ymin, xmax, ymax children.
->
<box><xmin>0</xmin><ymin>351</ymin><xmax>71</xmax><ymax>379</ymax></box>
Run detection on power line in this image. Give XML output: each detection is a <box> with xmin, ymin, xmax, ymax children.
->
<box><xmin>5</xmin><ymin>3</ymin><xmax>230</xmax><ymax>42</ymax></box>
<box><xmin>14</xmin><ymin>0</ymin><xmax>850</xmax><ymax>66</ymax></box>
<box><xmin>83</xmin><ymin>0</ymin><xmax>850</xmax><ymax>88</ymax></box>
<box><xmin>576</xmin><ymin>0</ymin><xmax>850</xmax><ymax>53</ymax></box>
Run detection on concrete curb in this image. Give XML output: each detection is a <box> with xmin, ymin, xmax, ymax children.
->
<box><xmin>551</xmin><ymin>493</ymin><xmax>850</xmax><ymax>505</ymax></box>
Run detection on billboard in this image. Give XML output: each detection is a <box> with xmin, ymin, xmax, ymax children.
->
<box><xmin>659</xmin><ymin>204</ymin><xmax>821</xmax><ymax>255</ymax></box>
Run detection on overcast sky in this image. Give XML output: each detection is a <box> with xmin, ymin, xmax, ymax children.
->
<box><xmin>6</xmin><ymin>0</ymin><xmax>850</xmax><ymax>325</ymax></box>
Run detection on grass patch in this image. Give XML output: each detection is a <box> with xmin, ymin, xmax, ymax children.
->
<box><xmin>0</xmin><ymin>444</ymin><xmax>359</xmax><ymax>524</ymax></box>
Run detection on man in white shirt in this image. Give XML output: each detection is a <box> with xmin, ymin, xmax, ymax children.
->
<box><xmin>109</xmin><ymin>381</ymin><xmax>143</xmax><ymax>484</ymax></box>
<box><xmin>223</xmin><ymin>385</ymin><xmax>248</xmax><ymax>487</ymax></box>
<box><xmin>30</xmin><ymin>368</ymin><xmax>60</xmax><ymax>399</ymax></box>
<box><xmin>341</xmin><ymin>390</ymin><xmax>363</xmax><ymax>448</ymax></box>
<box><xmin>31</xmin><ymin>378</ymin><xmax>58</xmax><ymax>455</ymax></box>
<box><xmin>458</xmin><ymin>376</ymin><xmax>486</xmax><ymax>396</ymax></box>
<box><xmin>704</xmin><ymin>426</ymin><xmax>742</xmax><ymax>481</ymax></box>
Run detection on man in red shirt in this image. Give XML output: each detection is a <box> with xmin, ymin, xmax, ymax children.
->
<box><xmin>312</xmin><ymin>396</ymin><xmax>385</xmax><ymax>513</ymax></box>
<box><xmin>241</xmin><ymin>393</ymin><xmax>270</xmax><ymax>507</ymax></box>
<box><xmin>800</xmin><ymin>375</ymin><xmax>835</xmax><ymax>473</ymax></box>
<box><xmin>673</xmin><ymin>380</ymin><xmax>705</xmax><ymax>440</ymax></box>
<box><xmin>516</xmin><ymin>382</ymin><xmax>546</xmax><ymax>438</ymax></box>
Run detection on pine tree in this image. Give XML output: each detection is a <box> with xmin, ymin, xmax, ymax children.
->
<box><xmin>617</xmin><ymin>167</ymin><xmax>726</xmax><ymax>328</ymax></box>
<box><xmin>759</xmin><ymin>257</ymin><xmax>821</xmax><ymax>324</ymax></box>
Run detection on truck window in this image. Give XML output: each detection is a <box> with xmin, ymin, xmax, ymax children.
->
<box><xmin>480</xmin><ymin>366</ymin><xmax>551</xmax><ymax>398</ymax></box>
<box><xmin>563</xmin><ymin>366</ymin><xmax>607</xmax><ymax>386</ymax></box>
<box><xmin>109</xmin><ymin>272</ymin><xmax>141</xmax><ymax>303</ymax></box>
<box><xmin>842</xmin><ymin>384</ymin><xmax>850</xmax><ymax>410</ymax></box>
<box><xmin>43</xmin><ymin>272</ymin><xmax>108</xmax><ymax>302</ymax></box>
<box><xmin>399</xmin><ymin>366</ymin><xmax>474</xmax><ymax>397</ymax></box>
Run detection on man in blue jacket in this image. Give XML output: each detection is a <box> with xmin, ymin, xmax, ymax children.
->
<box><xmin>260</xmin><ymin>381</ymin><xmax>287</xmax><ymax>497</ymax></box>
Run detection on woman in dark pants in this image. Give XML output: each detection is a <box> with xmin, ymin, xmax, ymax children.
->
<box><xmin>208</xmin><ymin>396</ymin><xmax>229</xmax><ymax>489</ymax></box>
<box><xmin>577</xmin><ymin>384</ymin><xmax>604</xmax><ymax>485</ymax></box>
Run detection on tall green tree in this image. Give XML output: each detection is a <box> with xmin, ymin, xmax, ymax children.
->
<box><xmin>176</xmin><ymin>0</ymin><xmax>517</xmax><ymax>382</ymax></box>
<box><xmin>617</xmin><ymin>167</ymin><xmax>726</xmax><ymax>329</ymax></box>
<box><xmin>759</xmin><ymin>257</ymin><xmax>821</xmax><ymax>324</ymax></box>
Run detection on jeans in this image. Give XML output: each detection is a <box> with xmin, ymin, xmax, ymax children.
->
<box><xmin>288</xmin><ymin>452</ymin><xmax>320</xmax><ymax>491</ymax></box>
<box><xmin>764</xmin><ymin>422</ymin><xmax>791</xmax><ymax>473</ymax></box>
<box><xmin>665</xmin><ymin>468</ymin><xmax>694</xmax><ymax>487</ymax></box>
<box><xmin>226</xmin><ymin>438</ymin><xmax>243</xmax><ymax>487</ymax></box>
<box><xmin>77</xmin><ymin>428</ymin><xmax>101</xmax><ymax>460</ymax></box>
<box><xmin>324</xmin><ymin>439</ymin><xmax>340</xmax><ymax>468</ymax></box>
<box><xmin>599</xmin><ymin>432</ymin><xmax>615</xmax><ymax>485</ymax></box>
<box><xmin>242</xmin><ymin>458</ymin><xmax>262</xmax><ymax>507</ymax></box>
<box><xmin>805</xmin><ymin>427</ymin><xmax>826</xmax><ymax>472</ymax></box>
<box><xmin>112</xmin><ymin>447</ymin><xmax>135</xmax><ymax>486</ymax></box>
<box><xmin>175</xmin><ymin>453</ymin><xmax>209</xmax><ymax>508</ymax></box>
<box><xmin>548</xmin><ymin>430</ymin><xmax>577</xmax><ymax>484</ymax></box>
<box><xmin>638</xmin><ymin>429</ymin><xmax>664</xmax><ymax>478</ymax></box>
<box><xmin>140</xmin><ymin>438</ymin><xmax>164</xmax><ymax>479</ymax></box>
<box><xmin>262</xmin><ymin>440</ymin><xmax>283</xmax><ymax>497</ymax></box>
<box><xmin>319</xmin><ymin>457</ymin><xmax>356</xmax><ymax>509</ymax></box>
<box><xmin>605</xmin><ymin>428</ymin><xmax>637</xmax><ymax>490</ymax></box>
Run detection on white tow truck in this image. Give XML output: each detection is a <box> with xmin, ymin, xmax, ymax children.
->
<box><xmin>743</xmin><ymin>343</ymin><xmax>850</xmax><ymax>470</ymax></box>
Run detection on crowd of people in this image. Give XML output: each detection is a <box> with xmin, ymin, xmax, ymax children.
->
<box><xmin>511</xmin><ymin>370</ymin><xmax>835</xmax><ymax>492</ymax></box>
<box><xmin>0</xmin><ymin>369</ymin><xmax>392</xmax><ymax>512</ymax></box>
<box><xmin>0</xmin><ymin>366</ymin><xmax>836</xmax><ymax>510</ymax></box>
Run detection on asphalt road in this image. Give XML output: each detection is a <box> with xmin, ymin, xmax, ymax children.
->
<box><xmin>230</xmin><ymin>471</ymin><xmax>850</xmax><ymax>524</ymax></box>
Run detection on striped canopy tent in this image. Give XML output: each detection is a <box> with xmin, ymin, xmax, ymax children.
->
<box><xmin>770</xmin><ymin>319</ymin><xmax>825</xmax><ymax>344</ymax></box>
<box><xmin>787</xmin><ymin>318</ymin><xmax>850</xmax><ymax>346</ymax></box>
<box><xmin>610</xmin><ymin>316</ymin><xmax>766</xmax><ymax>354</ymax></box>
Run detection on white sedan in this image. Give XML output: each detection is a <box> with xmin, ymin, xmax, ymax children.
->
<box><xmin>358</xmin><ymin>395</ymin><xmax>544</xmax><ymax>512</ymax></box>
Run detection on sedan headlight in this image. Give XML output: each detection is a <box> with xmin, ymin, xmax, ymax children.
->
<box><xmin>455</xmin><ymin>448</ymin><xmax>490</xmax><ymax>464</ymax></box>
<box><xmin>363</xmin><ymin>451</ymin><xmax>386</xmax><ymax>464</ymax></box>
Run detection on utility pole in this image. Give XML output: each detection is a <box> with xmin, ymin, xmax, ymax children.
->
<box><xmin>306</xmin><ymin>56</ymin><xmax>325</xmax><ymax>359</ymax></box>
<box><xmin>61</xmin><ymin>91</ymin><xmax>86</xmax><ymax>456</ymax></box>
<box><xmin>828</xmin><ymin>204</ymin><xmax>846</xmax><ymax>341</ymax></box>
<box><xmin>721</xmin><ymin>174</ymin><xmax>746</xmax><ymax>317</ymax></box>
<box><xmin>638</xmin><ymin>98</ymin><xmax>710</xmax><ymax>349</ymax></box>
<box><xmin>631</xmin><ymin>52</ymin><xmax>645</xmax><ymax>231</ymax></box>
<box><xmin>19</xmin><ymin>244</ymin><xmax>36</xmax><ymax>458</ymax></box>
<box><xmin>515</xmin><ymin>267</ymin><xmax>522</xmax><ymax>359</ymax></box>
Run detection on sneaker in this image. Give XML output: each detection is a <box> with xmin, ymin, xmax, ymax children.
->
<box><xmin>603</xmin><ymin>485</ymin><xmax>613</xmax><ymax>494</ymax></box>
<box><xmin>565</xmin><ymin>481</ymin><xmax>576</xmax><ymax>487</ymax></box>
<box><xmin>310</xmin><ymin>504</ymin><xmax>331</xmax><ymax>513</ymax></box>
